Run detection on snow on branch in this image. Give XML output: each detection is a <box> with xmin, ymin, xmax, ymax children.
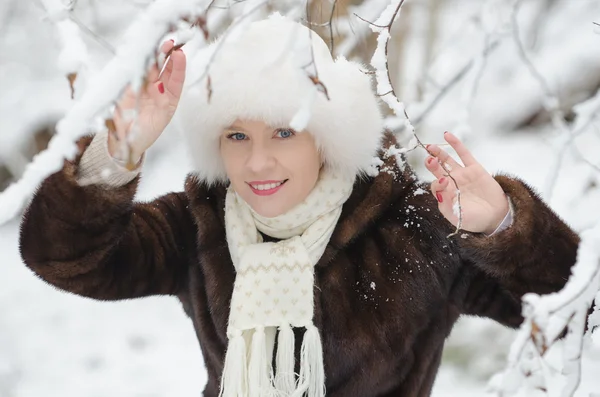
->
<box><xmin>366</xmin><ymin>0</ymin><xmax>463</xmax><ymax>237</ymax></box>
<box><xmin>490</xmin><ymin>221</ymin><xmax>600</xmax><ymax>397</ymax></box>
<box><xmin>0</xmin><ymin>0</ymin><xmax>207</xmax><ymax>226</ymax></box>
<box><xmin>334</xmin><ymin>0</ymin><xmax>390</xmax><ymax>57</ymax></box>
<box><xmin>187</xmin><ymin>0</ymin><xmax>269</xmax><ymax>101</ymax></box>
<box><xmin>383</xmin><ymin>37</ymin><xmax>501</xmax><ymax>134</ymax></box>
<box><xmin>453</xmin><ymin>2</ymin><xmax>507</xmax><ymax>141</ymax></box>
<box><xmin>511</xmin><ymin>0</ymin><xmax>568</xmax><ymax>136</ymax></box>
<box><xmin>510</xmin><ymin>0</ymin><xmax>598</xmax><ymax>203</ymax></box>
<box><xmin>40</xmin><ymin>0</ymin><xmax>90</xmax><ymax>99</ymax></box>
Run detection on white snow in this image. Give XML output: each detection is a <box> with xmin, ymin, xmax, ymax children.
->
<box><xmin>0</xmin><ymin>0</ymin><xmax>204</xmax><ymax>226</ymax></box>
<box><xmin>1</xmin><ymin>0</ymin><xmax>600</xmax><ymax>396</ymax></box>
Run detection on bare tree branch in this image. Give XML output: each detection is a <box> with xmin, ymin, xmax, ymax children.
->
<box><xmin>365</xmin><ymin>0</ymin><xmax>464</xmax><ymax>237</ymax></box>
<box><xmin>0</xmin><ymin>0</ymin><xmax>207</xmax><ymax>225</ymax></box>
<box><xmin>385</xmin><ymin>38</ymin><xmax>501</xmax><ymax>132</ymax></box>
<box><xmin>69</xmin><ymin>13</ymin><xmax>116</xmax><ymax>55</ymax></box>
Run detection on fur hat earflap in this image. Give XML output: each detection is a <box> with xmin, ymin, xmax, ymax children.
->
<box><xmin>177</xmin><ymin>13</ymin><xmax>384</xmax><ymax>185</ymax></box>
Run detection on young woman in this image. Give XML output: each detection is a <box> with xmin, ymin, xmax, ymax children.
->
<box><xmin>20</xmin><ymin>14</ymin><xmax>579</xmax><ymax>397</ymax></box>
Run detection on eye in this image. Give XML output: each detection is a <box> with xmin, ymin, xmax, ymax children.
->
<box><xmin>275</xmin><ymin>129</ymin><xmax>295</xmax><ymax>139</ymax></box>
<box><xmin>227</xmin><ymin>132</ymin><xmax>247</xmax><ymax>141</ymax></box>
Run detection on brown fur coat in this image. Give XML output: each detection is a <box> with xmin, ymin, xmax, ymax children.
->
<box><xmin>19</xmin><ymin>133</ymin><xmax>580</xmax><ymax>396</ymax></box>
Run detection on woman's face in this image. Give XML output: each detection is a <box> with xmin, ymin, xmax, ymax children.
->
<box><xmin>220</xmin><ymin>119</ymin><xmax>321</xmax><ymax>218</ymax></box>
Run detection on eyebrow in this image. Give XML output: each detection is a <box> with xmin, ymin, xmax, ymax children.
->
<box><xmin>225</xmin><ymin>125</ymin><xmax>247</xmax><ymax>132</ymax></box>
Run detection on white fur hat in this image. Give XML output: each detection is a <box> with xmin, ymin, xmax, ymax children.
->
<box><xmin>178</xmin><ymin>13</ymin><xmax>384</xmax><ymax>185</ymax></box>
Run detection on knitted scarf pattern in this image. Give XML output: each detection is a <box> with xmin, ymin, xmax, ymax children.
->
<box><xmin>220</xmin><ymin>168</ymin><xmax>354</xmax><ymax>397</ymax></box>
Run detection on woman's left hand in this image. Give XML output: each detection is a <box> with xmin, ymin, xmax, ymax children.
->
<box><xmin>424</xmin><ymin>131</ymin><xmax>509</xmax><ymax>235</ymax></box>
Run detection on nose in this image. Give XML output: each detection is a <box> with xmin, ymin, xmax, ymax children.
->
<box><xmin>245</xmin><ymin>141</ymin><xmax>276</xmax><ymax>174</ymax></box>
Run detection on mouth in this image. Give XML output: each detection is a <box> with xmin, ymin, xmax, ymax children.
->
<box><xmin>247</xmin><ymin>179</ymin><xmax>288</xmax><ymax>196</ymax></box>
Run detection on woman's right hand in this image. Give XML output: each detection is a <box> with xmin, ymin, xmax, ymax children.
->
<box><xmin>108</xmin><ymin>39</ymin><xmax>187</xmax><ymax>164</ymax></box>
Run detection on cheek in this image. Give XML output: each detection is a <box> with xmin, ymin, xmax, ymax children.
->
<box><xmin>220</xmin><ymin>144</ymin><xmax>243</xmax><ymax>177</ymax></box>
<box><xmin>284</xmin><ymin>145</ymin><xmax>320</xmax><ymax>188</ymax></box>
<box><xmin>303</xmin><ymin>141</ymin><xmax>321</xmax><ymax>175</ymax></box>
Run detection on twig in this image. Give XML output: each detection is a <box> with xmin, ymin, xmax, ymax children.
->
<box><xmin>511</xmin><ymin>0</ymin><xmax>576</xmax><ymax>201</ymax></box>
<box><xmin>353</xmin><ymin>12</ymin><xmax>388</xmax><ymax>29</ymax></box>
<box><xmin>365</xmin><ymin>0</ymin><xmax>463</xmax><ymax>237</ymax></box>
<box><xmin>513</xmin><ymin>0</ymin><xmax>567</xmax><ymax>131</ymax></box>
<box><xmin>570</xmin><ymin>144</ymin><xmax>600</xmax><ymax>174</ymax></box>
<box><xmin>546</xmin><ymin>264</ymin><xmax>600</xmax><ymax>319</ymax></box>
<box><xmin>69</xmin><ymin>13</ymin><xmax>116</xmax><ymax>54</ymax></box>
<box><xmin>0</xmin><ymin>0</ymin><xmax>203</xmax><ymax>225</ymax></box>
<box><xmin>386</xmin><ymin>37</ymin><xmax>501</xmax><ymax>132</ymax></box>
<box><xmin>492</xmin><ymin>224</ymin><xmax>600</xmax><ymax>397</ymax></box>
<box><xmin>189</xmin><ymin>0</ymin><xmax>268</xmax><ymax>100</ymax></box>
<box><xmin>305</xmin><ymin>0</ymin><xmax>330</xmax><ymax>100</ymax></box>
<box><xmin>327</xmin><ymin>0</ymin><xmax>337</xmax><ymax>54</ymax></box>
<box><xmin>457</xmin><ymin>16</ymin><xmax>497</xmax><ymax>138</ymax></box>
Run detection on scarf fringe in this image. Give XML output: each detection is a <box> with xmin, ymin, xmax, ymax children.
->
<box><xmin>248</xmin><ymin>326</ymin><xmax>278</xmax><ymax>397</ymax></box>
<box><xmin>219</xmin><ymin>331</ymin><xmax>247</xmax><ymax>397</ymax></box>
<box><xmin>221</xmin><ymin>325</ymin><xmax>325</xmax><ymax>397</ymax></box>
<box><xmin>291</xmin><ymin>325</ymin><xmax>326</xmax><ymax>397</ymax></box>
<box><xmin>275</xmin><ymin>323</ymin><xmax>296</xmax><ymax>394</ymax></box>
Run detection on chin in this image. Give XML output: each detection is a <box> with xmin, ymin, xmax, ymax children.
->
<box><xmin>242</xmin><ymin>185</ymin><xmax>294</xmax><ymax>219</ymax></box>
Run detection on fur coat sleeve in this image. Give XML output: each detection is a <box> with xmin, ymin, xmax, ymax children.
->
<box><xmin>19</xmin><ymin>136</ymin><xmax>196</xmax><ymax>300</ymax></box>
<box><xmin>453</xmin><ymin>175</ymin><xmax>581</xmax><ymax>327</ymax></box>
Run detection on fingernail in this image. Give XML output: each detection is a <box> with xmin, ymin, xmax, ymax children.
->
<box><xmin>427</xmin><ymin>157</ymin><xmax>435</xmax><ymax>164</ymax></box>
<box><xmin>444</xmin><ymin>131</ymin><xmax>449</xmax><ymax>135</ymax></box>
<box><xmin>425</xmin><ymin>144</ymin><xmax>431</xmax><ymax>149</ymax></box>
<box><xmin>439</xmin><ymin>177</ymin><xmax>446</xmax><ymax>184</ymax></box>
<box><xmin>436</xmin><ymin>193</ymin><xmax>443</xmax><ymax>203</ymax></box>
<box><xmin>158</xmin><ymin>82</ymin><xmax>165</xmax><ymax>94</ymax></box>
<box><xmin>169</xmin><ymin>39</ymin><xmax>175</xmax><ymax>43</ymax></box>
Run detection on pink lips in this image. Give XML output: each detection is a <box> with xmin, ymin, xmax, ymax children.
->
<box><xmin>247</xmin><ymin>180</ymin><xmax>287</xmax><ymax>196</ymax></box>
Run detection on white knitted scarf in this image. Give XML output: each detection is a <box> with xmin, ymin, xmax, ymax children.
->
<box><xmin>220</xmin><ymin>168</ymin><xmax>354</xmax><ymax>397</ymax></box>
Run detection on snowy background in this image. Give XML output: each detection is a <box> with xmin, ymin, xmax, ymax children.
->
<box><xmin>1</xmin><ymin>0</ymin><xmax>599</xmax><ymax>396</ymax></box>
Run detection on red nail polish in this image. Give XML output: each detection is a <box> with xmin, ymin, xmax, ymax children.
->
<box><xmin>436</xmin><ymin>192</ymin><xmax>443</xmax><ymax>203</ymax></box>
<box><xmin>439</xmin><ymin>177</ymin><xmax>446</xmax><ymax>184</ymax></box>
<box><xmin>158</xmin><ymin>82</ymin><xmax>165</xmax><ymax>94</ymax></box>
<box><xmin>427</xmin><ymin>157</ymin><xmax>435</xmax><ymax>164</ymax></box>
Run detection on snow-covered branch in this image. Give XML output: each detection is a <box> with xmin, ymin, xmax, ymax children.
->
<box><xmin>40</xmin><ymin>0</ymin><xmax>90</xmax><ymax>99</ymax></box>
<box><xmin>512</xmin><ymin>0</ymin><xmax>568</xmax><ymax>135</ymax></box>
<box><xmin>0</xmin><ymin>0</ymin><xmax>207</xmax><ymax>225</ymax></box>
<box><xmin>509</xmin><ymin>0</ymin><xmax>600</xmax><ymax>204</ymax></box>
<box><xmin>367</xmin><ymin>0</ymin><xmax>464</xmax><ymax>237</ymax></box>
<box><xmin>334</xmin><ymin>0</ymin><xmax>390</xmax><ymax>57</ymax></box>
<box><xmin>490</xmin><ymin>221</ymin><xmax>600</xmax><ymax>397</ymax></box>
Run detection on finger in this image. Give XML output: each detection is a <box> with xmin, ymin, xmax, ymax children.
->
<box><xmin>424</xmin><ymin>155</ymin><xmax>446</xmax><ymax>180</ymax></box>
<box><xmin>146</xmin><ymin>80</ymin><xmax>170</xmax><ymax>105</ymax></box>
<box><xmin>430</xmin><ymin>178</ymin><xmax>447</xmax><ymax>205</ymax></box>
<box><xmin>146</xmin><ymin>62</ymin><xmax>160</xmax><ymax>85</ymax></box>
<box><xmin>161</xmin><ymin>52</ymin><xmax>175</xmax><ymax>83</ymax></box>
<box><xmin>438</xmin><ymin>176</ymin><xmax>450</xmax><ymax>192</ymax></box>
<box><xmin>430</xmin><ymin>178</ymin><xmax>457</xmax><ymax>218</ymax></box>
<box><xmin>444</xmin><ymin>131</ymin><xmax>477</xmax><ymax>167</ymax></box>
<box><xmin>430</xmin><ymin>176</ymin><xmax>450</xmax><ymax>194</ymax></box>
<box><xmin>165</xmin><ymin>49</ymin><xmax>186</xmax><ymax>99</ymax></box>
<box><xmin>112</xmin><ymin>104</ymin><xmax>134</xmax><ymax>140</ymax></box>
<box><xmin>426</xmin><ymin>143</ymin><xmax>461</xmax><ymax>170</ymax></box>
<box><xmin>161</xmin><ymin>39</ymin><xmax>175</xmax><ymax>54</ymax></box>
<box><xmin>157</xmin><ymin>40</ymin><xmax>175</xmax><ymax>80</ymax></box>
